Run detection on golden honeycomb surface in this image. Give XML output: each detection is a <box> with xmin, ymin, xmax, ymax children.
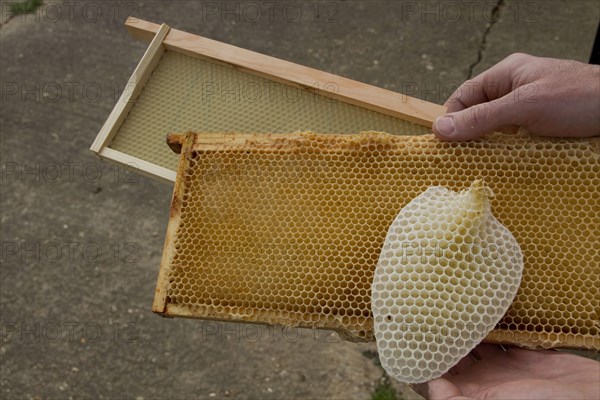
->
<box><xmin>156</xmin><ymin>131</ymin><xmax>600</xmax><ymax>349</ymax></box>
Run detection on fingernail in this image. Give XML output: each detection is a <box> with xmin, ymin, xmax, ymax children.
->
<box><xmin>436</xmin><ymin>115</ymin><xmax>455</xmax><ymax>137</ymax></box>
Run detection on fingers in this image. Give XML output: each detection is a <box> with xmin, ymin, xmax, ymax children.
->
<box><xmin>437</xmin><ymin>53</ymin><xmax>535</xmax><ymax>141</ymax></box>
<box><xmin>444</xmin><ymin>75</ymin><xmax>507</xmax><ymax>114</ymax></box>
<box><xmin>433</xmin><ymin>90</ymin><xmax>529</xmax><ymax>141</ymax></box>
<box><xmin>445</xmin><ymin>344</ymin><xmax>506</xmax><ymax>378</ymax></box>
<box><xmin>413</xmin><ymin>345</ymin><xmax>507</xmax><ymax>399</ymax></box>
<box><xmin>432</xmin><ymin>98</ymin><xmax>509</xmax><ymax>141</ymax></box>
<box><xmin>426</xmin><ymin>378</ymin><xmax>462</xmax><ymax>400</ymax></box>
<box><xmin>445</xmin><ymin>53</ymin><xmax>533</xmax><ymax>113</ymax></box>
<box><xmin>412</xmin><ymin>378</ymin><xmax>461</xmax><ymax>400</ymax></box>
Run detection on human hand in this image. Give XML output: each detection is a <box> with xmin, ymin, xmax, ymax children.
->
<box><xmin>411</xmin><ymin>343</ymin><xmax>600</xmax><ymax>400</ymax></box>
<box><xmin>433</xmin><ymin>53</ymin><xmax>600</xmax><ymax>141</ymax></box>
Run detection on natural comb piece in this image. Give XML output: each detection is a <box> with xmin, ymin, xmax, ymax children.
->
<box><xmin>372</xmin><ymin>180</ymin><xmax>524</xmax><ymax>383</ymax></box>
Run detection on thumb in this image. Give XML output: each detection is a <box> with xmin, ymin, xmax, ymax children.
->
<box><xmin>433</xmin><ymin>93</ymin><xmax>523</xmax><ymax>141</ymax></box>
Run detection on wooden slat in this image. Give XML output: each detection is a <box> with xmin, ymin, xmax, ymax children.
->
<box><xmin>124</xmin><ymin>17</ymin><xmax>159</xmax><ymax>42</ymax></box>
<box><xmin>124</xmin><ymin>17</ymin><xmax>445</xmax><ymax>128</ymax></box>
<box><xmin>98</xmin><ymin>147</ymin><xmax>176</xmax><ymax>183</ymax></box>
<box><xmin>152</xmin><ymin>133</ymin><xmax>196</xmax><ymax>312</ymax></box>
<box><xmin>90</xmin><ymin>23</ymin><xmax>171</xmax><ymax>153</ymax></box>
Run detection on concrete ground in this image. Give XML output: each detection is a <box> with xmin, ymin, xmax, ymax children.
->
<box><xmin>0</xmin><ymin>0</ymin><xmax>598</xmax><ymax>399</ymax></box>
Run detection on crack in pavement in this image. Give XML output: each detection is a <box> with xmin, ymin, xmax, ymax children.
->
<box><xmin>466</xmin><ymin>0</ymin><xmax>506</xmax><ymax>79</ymax></box>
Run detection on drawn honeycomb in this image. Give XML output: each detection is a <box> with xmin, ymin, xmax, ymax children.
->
<box><xmin>154</xmin><ymin>130</ymin><xmax>600</xmax><ymax>350</ymax></box>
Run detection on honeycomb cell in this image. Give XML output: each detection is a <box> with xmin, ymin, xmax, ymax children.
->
<box><xmin>155</xmin><ymin>130</ymin><xmax>600</xmax><ymax>350</ymax></box>
<box><xmin>372</xmin><ymin>181</ymin><xmax>523</xmax><ymax>383</ymax></box>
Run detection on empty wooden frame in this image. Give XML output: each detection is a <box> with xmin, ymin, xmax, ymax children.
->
<box><xmin>90</xmin><ymin>17</ymin><xmax>445</xmax><ymax>182</ymax></box>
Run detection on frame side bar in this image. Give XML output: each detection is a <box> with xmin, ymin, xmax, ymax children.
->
<box><xmin>98</xmin><ymin>147</ymin><xmax>176</xmax><ymax>182</ymax></box>
<box><xmin>90</xmin><ymin>23</ymin><xmax>171</xmax><ymax>153</ymax></box>
<box><xmin>153</xmin><ymin>133</ymin><xmax>197</xmax><ymax>313</ymax></box>
<box><xmin>124</xmin><ymin>17</ymin><xmax>445</xmax><ymax>127</ymax></box>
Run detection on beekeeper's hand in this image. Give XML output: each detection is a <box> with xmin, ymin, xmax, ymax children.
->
<box><xmin>412</xmin><ymin>343</ymin><xmax>600</xmax><ymax>400</ymax></box>
<box><xmin>433</xmin><ymin>53</ymin><xmax>600</xmax><ymax>140</ymax></box>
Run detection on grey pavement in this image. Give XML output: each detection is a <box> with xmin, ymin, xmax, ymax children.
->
<box><xmin>0</xmin><ymin>1</ymin><xmax>598</xmax><ymax>399</ymax></box>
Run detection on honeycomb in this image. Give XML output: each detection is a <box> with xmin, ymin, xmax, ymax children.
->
<box><xmin>372</xmin><ymin>180</ymin><xmax>524</xmax><ymax>383</ymax></box>
<box><xmin>108</xmin><ymin>50</ymin><xmax>428</xmax><ymax>171</ymax></box>
<box><xmin>155</xmin><ymin>130</ymin><xmax>600</xmax><ymax>350</ymax></box>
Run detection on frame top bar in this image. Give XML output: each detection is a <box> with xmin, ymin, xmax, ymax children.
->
<box><xmin>124</xmin><ymin>17</ymin><xmax>446</xmax><ymax>128</ymax></box>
